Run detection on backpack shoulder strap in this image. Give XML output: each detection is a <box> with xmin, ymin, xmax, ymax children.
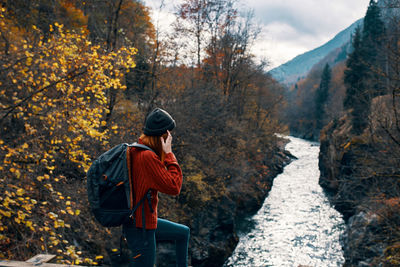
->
<box><xmin>130</xmin><ymin>142</ymin><xmax>155</xmax><ymax>154</ymax></box>
<box><xmin>126</xmin><ymin>143</ymin><xmax>155</xmax><ymax>235</ymax></box>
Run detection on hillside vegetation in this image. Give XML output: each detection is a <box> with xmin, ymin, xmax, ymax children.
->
<box><xmin>0</xmin><ymin>0</ymin><xmax>287</xmax><ymax>266</ymax></box>
<box><xmin>286</xmin><ymin>0</ymin><xmax>400</xmax><ymax>265</ymax></box>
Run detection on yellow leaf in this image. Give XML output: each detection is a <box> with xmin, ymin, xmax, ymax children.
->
<box><xmin>344</xmin><ymin>142</ymin><xmax>351</xmax><ymax>150</ymax></box>
<box><xmin>48</xmin><ymin>212</ymin><xmax>58</xmax><ymax>220</ymax></box>
<box><xmin>16</xmin><ymin>188</ymin><xmax>25</xmax><ymax>196</ymax></box>
<box><xmin>0</xmin><ymin>210</ymin><xmax>11</xmax><ymax>217</ymax></box>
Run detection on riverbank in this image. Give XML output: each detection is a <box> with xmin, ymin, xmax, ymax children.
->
<box><xmin>319</xmin><ymin>111</ymin><xmax>400</xmax><ymax>266</ymax></box>
<box><xmin>156</xmin><ymin>135</ymin><xmax>294</xmax><ymax>267</ymax></box>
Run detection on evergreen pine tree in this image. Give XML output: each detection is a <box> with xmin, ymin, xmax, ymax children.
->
<box><xmin>344</xmin><ymin>27</ymin><xmax>370</xmax><ymax>135</ymax></box>
<box><xmin>315</xmin><ymin>63</ymin><xmax>331</xmax><ymax>130</ymax></box>
<box><xmin>363</xmin><ymin>0</ymin><xmax>385</xmax><ymax>48</ymax></box>
<box><xmin>343</xmin><ymin>1</ymin><xmax>386</xmax><ymax>135</ymax></box>
<box><xmin>363</xmin><ymin>0</ymin><xmax>386</xmax><ymax>97</ymax></box>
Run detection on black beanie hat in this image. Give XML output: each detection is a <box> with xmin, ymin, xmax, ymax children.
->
<box><xmin>143</xmin><ymin>108</ymin><xmax>176</xmax><ymax>136</ymax></box>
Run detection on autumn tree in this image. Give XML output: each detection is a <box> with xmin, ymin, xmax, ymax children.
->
<box><xmin>0</xmin><ymin>6</ymin><xmax>136</xmax><ymax>263</ymax></box>
<box><xmin>205</xmin><ymin>11</ymin><xmax>259</xmax><ymax>99</ymax></box>
<box><xmin>3</xmin><ymin>0</ymin><xmax>88</xmax><ymax>34</ymax></box>
<box><xmin>175</xmin><ymin>0</ymin><xmax>212</xmax><ymax>67</ymax></box>
<box><xmin>175</xmin><ymin>0</ymin><xmax>239</xmax><ymax>68</ymax></box>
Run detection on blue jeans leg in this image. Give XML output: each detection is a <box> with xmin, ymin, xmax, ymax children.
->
<box><xmin>156</xmin><ymin>218</ymin><xmax>190</xmax><ymax>267</ymax></box>
<box><xmin>123</xmin><ymin>223</ymin><xmax>156</xmax><ymax>267</ymax></box>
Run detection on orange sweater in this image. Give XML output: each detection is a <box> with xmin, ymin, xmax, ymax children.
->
<box><xmin>129</xmin><ymin>143</ymin><xmax>182</xmax><ymax>229</ymax></box>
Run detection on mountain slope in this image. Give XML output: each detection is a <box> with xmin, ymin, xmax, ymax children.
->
<box><xmin>269</xmin><ymin>19</ymin><xmax>363</xmax><ymax>85</ymax></box>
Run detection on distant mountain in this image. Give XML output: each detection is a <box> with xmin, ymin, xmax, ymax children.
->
<box><xmin>269</xmin><ymin>19</ymin><xmax>363</xmax><ymax>86</ymax></box>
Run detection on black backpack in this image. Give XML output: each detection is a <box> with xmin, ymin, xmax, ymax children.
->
<box><xmin>87</xmin><ymin>143</ymin><xmax>154</xmax><ymax>227</ymax></box>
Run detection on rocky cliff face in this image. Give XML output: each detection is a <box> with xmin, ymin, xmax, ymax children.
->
<box><xmin>157</xmin><ymin>139</ymin><xmax>293</xmax><ymax>267</ymax></box>
<box><xmin>319</xmin><ymin>95</ymin><xmax>400</xmax><ymax>266</ymax></box>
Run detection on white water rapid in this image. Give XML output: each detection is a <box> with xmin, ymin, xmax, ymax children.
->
<box><xmin>224</xmin><ymin>136</ymin><xmax>345</xmax><ymax>267</ymax></box>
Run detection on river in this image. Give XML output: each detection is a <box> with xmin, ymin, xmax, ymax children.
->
<box><xmin>224</xmin><ymin>136</ymin><xmax>345</xmax><ymax>267</ymax></box>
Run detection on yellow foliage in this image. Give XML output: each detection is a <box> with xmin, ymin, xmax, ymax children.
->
<box><xmin>0</xmin><ymin>6</ymin><xmax>137</xmax><ymax>262</ymax></box>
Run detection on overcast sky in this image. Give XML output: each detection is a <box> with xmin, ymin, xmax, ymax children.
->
<box><xmin>143</xmin><ymin>0</ymin><xmax>371</xmax><ymax>70</ymax></box>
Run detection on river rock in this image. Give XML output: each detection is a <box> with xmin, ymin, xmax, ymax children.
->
<box><xmin>343</xmin><ymin>211</ymin><xmax>386</xmax><ymax>267</ymax></box>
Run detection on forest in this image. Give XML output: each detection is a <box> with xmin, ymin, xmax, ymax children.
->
<box><xmin>0</xmin><ymin>0</ymin><xmax>287</xmax><ymax>266</ymax></box>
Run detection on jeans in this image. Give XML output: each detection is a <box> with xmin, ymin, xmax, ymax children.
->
<box><xmin>123</xmin><ymin>218</ymin><xmax>190</xmax><ymax>267</ymax></box>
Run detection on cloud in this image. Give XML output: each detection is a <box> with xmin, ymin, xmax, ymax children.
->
<box><xmin>144</xmin><ymin>0</ymin><xmax>371</xmax><ymax>68</ymax></box>
<box><xmin>241</xmin><ymin>0</ymin><xmax>370</xmax><ymax>68</ymax></box>
<box><xmin>252</xmin><ymin>22</ymin><xmax>323</xmax><ymax>69</ymax></box>
<box><xmin>244</xmin><ymin>0</ymin><xmax>369</xmax><ymax>36</ymax></box>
